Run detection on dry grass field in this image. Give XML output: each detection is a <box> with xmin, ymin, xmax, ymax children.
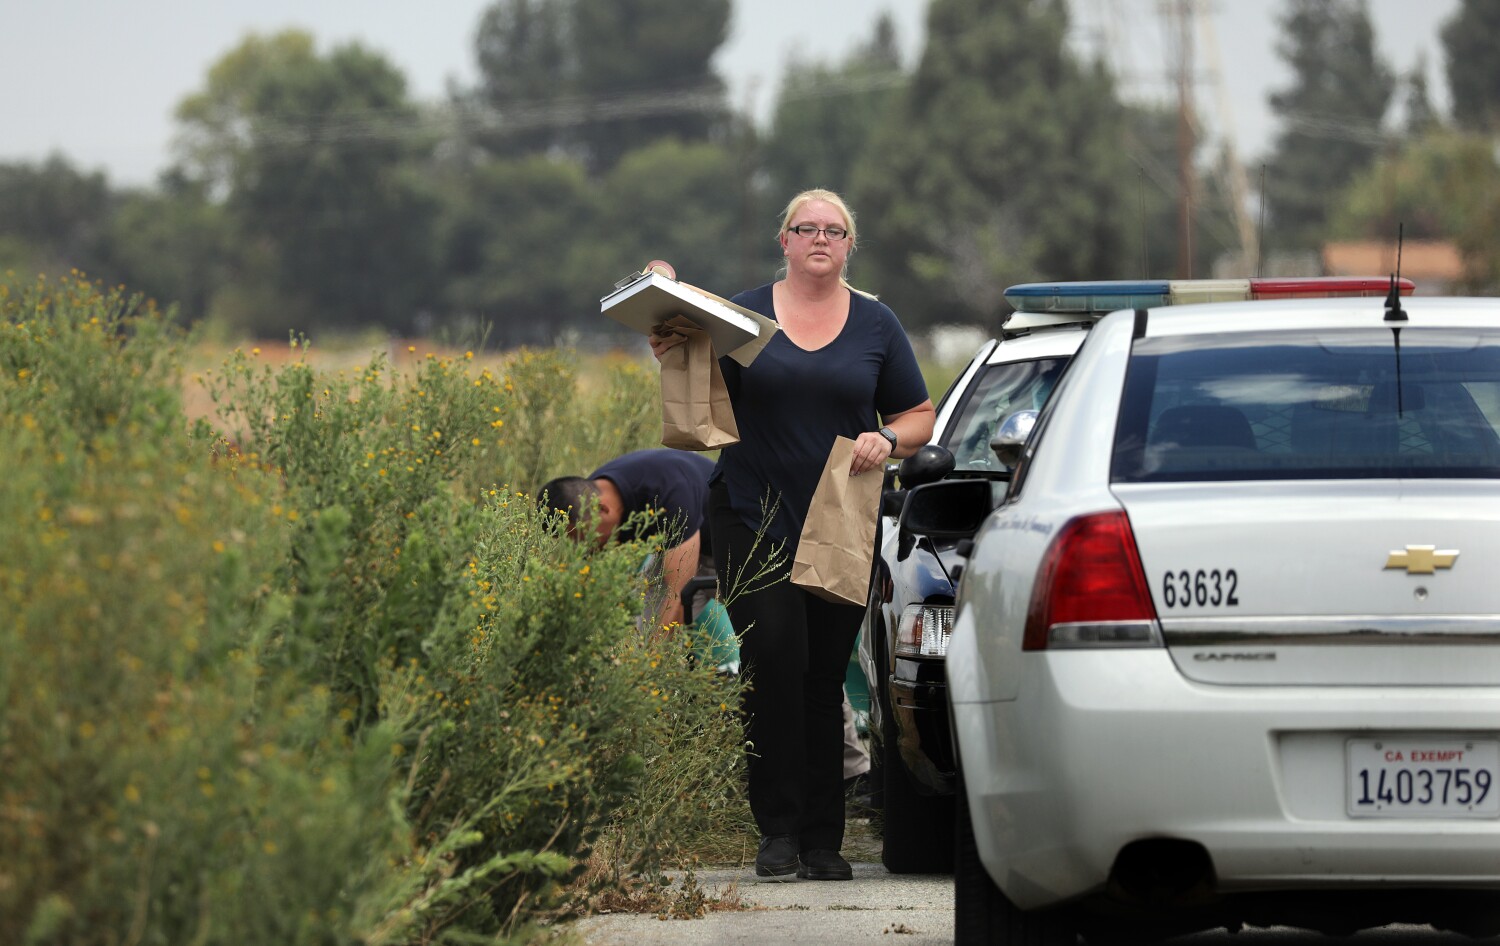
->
<box><xmin>179</xmin><ymin>336</ymin><xmax>657</xmax><ymax>432</ymax></box>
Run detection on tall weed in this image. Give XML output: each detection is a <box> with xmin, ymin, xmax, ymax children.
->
<box><xmin>200</xmin><ymin>333</ymin><xmax>745</xmax><ymax>939</ymax></box>
<box><xmin>3</xmin><ymin>276</ymin><xmax>749</xmax><ymax>945</ymax></box>
<box><xmin>0</xmin><ymin>276</ymin><xmax>409</xmax><ymax>944</ymax></box>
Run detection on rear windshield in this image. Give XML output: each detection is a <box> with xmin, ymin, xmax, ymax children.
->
<box><xmin>1112</xmin><ymin>328</ymin><xmax>1500</xmax><ymax>482</ymax></box>
<box><xmin>943</xmin><ymin>358</ymin><xmax>1067</xmax><ymax>471</ymax></box>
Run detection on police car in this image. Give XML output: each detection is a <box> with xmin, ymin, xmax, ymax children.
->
<box><xmin>861</xmin><ymin>277</ymin><xmax>1411</xmax><ymax>875</ymax></box>
<box><xmin>899</xmin><ymin>283</ymin><xmax>1500</xmax><ymax>941</ymax></box>
<box><xmin>860</xmin><ymin>292</ymin><xmax>1081</xmax><ymax>873</ymax></box>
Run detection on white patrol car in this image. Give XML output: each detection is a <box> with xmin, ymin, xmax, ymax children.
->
<box><xmin>897</xmin><ymin>283</ymin><xmax>1500</xmax><ymax>942</ymax></box>
<box><xmin>862</xmin><ymin>276</ymin><xmax>1412</xmax><ymax>877</ymax></box>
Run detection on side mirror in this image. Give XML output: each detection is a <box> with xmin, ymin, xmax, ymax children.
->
<box><xmin>990</xmin><ymin>409</ymin><xmax>1038</xmax><ymax>469</ymax></box>
<box><xmin>898</xmin><ymin>443</ymin><xmax>956</xmax><ymax>489</ymax></box>
<box><xmin>879</xmin><ymin>465</ymin><xmax>906</xmax><ymax>518</ymax></box>
<box><xmin>899</xmin><ymin>479</ymin><xmax>995</xmax><ymax>543</ymax></box>
<box><xmin>881</xmin><ymin>489</ymin><xmax>907</xmax><ymax>518</ymax></box>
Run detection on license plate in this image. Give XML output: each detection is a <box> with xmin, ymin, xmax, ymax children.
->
<box><xmin>1346</xmin><ymin>739</ymin><xmax>1500</xmax><ymax>818</ymax></box>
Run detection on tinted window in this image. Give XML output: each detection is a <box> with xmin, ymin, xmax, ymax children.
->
<box><xmin>943</xmin><ymin>358</ymin><xmax>1067</xmax><ymax>471</ymax></box>
<box><xmin>1112</xmin><ymin>328</ymin><xmax>1500</xmax><ymax>482</ymax></box>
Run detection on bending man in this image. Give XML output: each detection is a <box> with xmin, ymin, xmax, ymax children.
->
<box><xmin>539</xmin><ymin>448</ymin><xmax>715</xmax><ymax>628</ymax></box>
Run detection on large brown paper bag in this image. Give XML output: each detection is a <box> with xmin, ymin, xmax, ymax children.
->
<box><xmin>659</xmin><ymin>315</ymin><xmax>739</xmax><ymax>450</ymax></box>
<box><xmin>791</xmin><ymin>436</ymin><xmax>883</xmax><ymax>605</ymax></box>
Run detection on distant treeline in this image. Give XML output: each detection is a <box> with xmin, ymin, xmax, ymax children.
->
<box><xmin>5</xmin><ymin>0</ymin><xmax>1500</xmax><ymax>343</ymax></box>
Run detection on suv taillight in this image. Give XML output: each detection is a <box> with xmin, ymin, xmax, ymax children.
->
<box><xmin>896</xmin><ymin>604</ymin><xmax>953</xmax><ymax>657</ymax></box>
<box><xmin>1023</xmin><ymin>511</ymin><xmax>1160</xmax><ymax>651</ymax></box>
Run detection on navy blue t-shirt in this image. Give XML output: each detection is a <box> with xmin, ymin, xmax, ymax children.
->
<box><xmin>591</xmin><ymin>449</ymin><xmax>715</xmax><ymax>549</ymax></box>
<box><xmin>712</xmin><ymin>283</ymin><xmax>928</xmax><ymax>553</ymax></box>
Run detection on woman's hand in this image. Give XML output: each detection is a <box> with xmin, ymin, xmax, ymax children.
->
<box><xmin>849</xmin><ymin>430</ymin><xmax>894</xmax><ymax>476</ymax></box>
<box><xmin>642</xmin><ymin>260</ymin><xmax>684</xmax><ymax>362</ymax></box>
<box><xmin>648</xmin><ymin>327</ymin><xmax>686</xmax><ymax>361</ymax></box>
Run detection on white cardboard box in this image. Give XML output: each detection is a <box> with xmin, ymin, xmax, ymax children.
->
<box><xmin>601</xmin><ymin>271</ymin><xmax>776</xmax><ymax>364</ymax></box>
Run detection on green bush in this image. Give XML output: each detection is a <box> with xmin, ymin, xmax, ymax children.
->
<box><xmin>204</xmin><ymin>341</ymin><xmax>743</xmax><ymax>939</ymax></box>
<box><xmin>2</xmin><ymin>275</ymin><xmax>749</xmax><ymax>945</ymax></box>
<box><xmin>397</xmin><ymin>494</ymin><xmax>746</xmax><ymax>932</ymax></box>
<box><xmin>0</xmin><ymin>275</ymin><xmax>409</xmax><ymax>943</ymax></box>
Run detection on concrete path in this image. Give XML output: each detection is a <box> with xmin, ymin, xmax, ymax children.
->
<box><xmin>571</xmin><ymin>860</ymin><xmax>954</xmax><ymax>946</ymax></box>
<box><xmin>568</xmin><ymin>862</ymin><xmax>1486</xmax><ymax>946</ymax></box>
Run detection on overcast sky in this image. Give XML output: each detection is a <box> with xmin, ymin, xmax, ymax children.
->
<box><xmin>3</xmin><ymin>0</ymin><xmax>1459</xmax><ymax>188</ymax></box>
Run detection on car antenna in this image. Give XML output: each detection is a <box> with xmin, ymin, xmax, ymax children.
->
<box><xmin>1384</xmin><ymin>222</ymin><xmax>1407</xmax><ymax>322</ymax></box>
<box><xmin>1256</xmin><ymin>164</ymin><xmax>1267</xmax><ymax>278</ymax></box>
<box><xmin>1385</xmin><ymin>222</ymin><xmax>1407</xmax><ymax>415</ymax></box>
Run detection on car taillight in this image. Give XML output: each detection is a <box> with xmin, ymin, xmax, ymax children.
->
<box><xmin>1023</xmin><ymin>511</ymin><xmax>1160</xmax><ymax>651</ymax></box>
<box><xmin>896</xmin><ymin>604</ymin><xmax>953</xmax><ymax>657</ymax></box>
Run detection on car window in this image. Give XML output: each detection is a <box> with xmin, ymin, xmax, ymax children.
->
<box><xmin>1112</xmin><ymin>327</ymin><xmax>1500</xmax><ymax>482</ymax></box>
<box><xmin>942</xmin><ymin>358</ymin><xmax>1068</xmax><ymax>471</ymax></box>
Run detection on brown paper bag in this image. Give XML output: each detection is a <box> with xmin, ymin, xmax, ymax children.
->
<box><xmin>791</xmin><ymin>436</ymin><xmax>883</xmax><ymax>605</ymax></box>
<box><xmin>659</xmin><ymin>315</ymin><xmax>739</xmax><ymax>450</ymax></box>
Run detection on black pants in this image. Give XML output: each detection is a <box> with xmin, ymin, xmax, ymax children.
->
<box><xmin>710</xmin><ymin>483</ymin><xmax>863</xmax><ymax>852</ymax></box>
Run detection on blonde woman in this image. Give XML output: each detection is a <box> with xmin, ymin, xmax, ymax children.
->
<box><xmin>649</xmin><ymin>189</ymin><xmax>935</xmax><ymax>881</ymax></box>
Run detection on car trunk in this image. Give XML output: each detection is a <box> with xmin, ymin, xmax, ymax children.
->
<box><xmin>1112</xmin><ymin>480</ymin><xmax>1500</xmax><ymax>686</ymax></box>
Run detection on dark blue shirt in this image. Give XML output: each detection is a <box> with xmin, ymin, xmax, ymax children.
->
<box><xmin>592</xmin><ymin>449</ymin><xmax>715</xmax><ymax>549</ymax></box>
<box><xmin>712</xmin><ymin>283</ymin><xmax>928</xmax><ymax>553</ymax></box>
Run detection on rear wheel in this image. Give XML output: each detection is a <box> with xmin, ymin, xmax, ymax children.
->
<box><xmin>879</xmin><ymin>706</ymin><xmax>955</xmax><ymax>873</ymax></box>
<box><xmin>954</xmin><ymin>759</ymin><xmax>1078</xmax><ymax>945</ymax></box>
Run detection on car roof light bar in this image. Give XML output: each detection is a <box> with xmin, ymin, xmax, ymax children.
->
<box><xmin>1003</xmin><ymin>276</ymin><xmax>1417</xmax><ymax>321</ymax></box>
<box><xmin>1249</xmin><ymin>276</ymin><xmax>1414</xmax><ymax>299</ymax></box>
<box><xmin>1004</xmin><ymin>281</ymin><xmax>1172</xmax><ymax>315</ymax></box>
<box><xmin>1167</xmin><ymin>279</ymin><xmax>1252</xmax><ymax>305</ymax></box>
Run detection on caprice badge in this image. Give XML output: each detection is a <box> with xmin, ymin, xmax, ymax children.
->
<box><xmin>1384</xmin><ymin>545</ymin><xmax>1459</xmax><ymax>575</ymax></box>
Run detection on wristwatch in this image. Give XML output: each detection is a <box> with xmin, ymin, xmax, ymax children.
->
<box><xmin>877</xmin><ymin>426</ymin><xmax>899</xmax><ymax>452</ymax></box>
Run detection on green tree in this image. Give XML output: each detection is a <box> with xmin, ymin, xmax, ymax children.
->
<box><xmin>1441</xmin><ymin>0</ymin><xmax>1500</xmax><ymax>132</ymax></box>
<box><xmin>588</xmin><ymin>138</ymin><xmax>752</xmax><ymax>294</ymax></box>
<box><xmin>1402</xmin><ymin>55</ymin><xmax>1440</xmax><ymax>135</ymax></box>
<box><xmin>101</xmin><ymin>172</ymin><xmax>229</xmax><ymax>321</ymax></box>
<box><xmin>572</xmin><ymin>0</ymin><xmax>731</xmax><ymax>172</ymax></box>
<box><xmin>174</xmin><ymin>31</ymin><xmax>439</xmax><ymax>335</ymax></box>
<box><xmin>438</xmin><ymin>154</ymin><xmax>596</xmax><ymax>345</ymax></box>
<box><xmin>849</xmin><ymin>0</ymin><xmax>1136</xmax><ymax>328</ymax></box>
<box><xmin>466</xmin><ymin>0</ymin><xmax>731</xmax><ymax>174</ymax></box>
<box><xmin>0</xmin><ymin>155</ymin><xmax>114</xmax><ymax>277</ymax></box>
<box><xmin>435</xmin><ymin>138</ymin><xmax>754</xmax><ymax>346</ymax></box>
<box><xmin>1265</xmin><ymin>0</ymin><xmax>1395</xmax><ymax>253</ymax></box>
<box><xmin>1330</xmin><ymin>129</ymin><xmax>1500</xmax><ymax>290</ymax></box>
<box><xmin>469</xmin><ymin>0</ymin><xmax>574</xmax><ymax>157</ymax></box>
<box><xmin>764</xmin><ymin>14</ymin><xmax>906</xmax><ymax>202</ymax></box>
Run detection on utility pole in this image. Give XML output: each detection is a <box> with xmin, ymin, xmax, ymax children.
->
<box><xmin>1197</xmin><ymin>3</ymin><xmax>1258</xmax><ymax>276</ymax></box>
<box><xmin>1169</xmin><ymin>0</ymin><xmax>1197</xmax><ymax>279</ymax></box>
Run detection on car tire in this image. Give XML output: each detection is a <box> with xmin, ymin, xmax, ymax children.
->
<box><xmin>954</xmin><ymin>759</ymin><xmax>1078</xmax><ymax>946</ymax></box>
<box><xmin>879</xmin><ymin>706</ymin><xmax>955</xmax><ymax>874</ymax></box>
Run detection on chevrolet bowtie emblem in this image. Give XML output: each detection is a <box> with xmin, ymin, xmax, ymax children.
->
<box><xmin>1384</xmin><ymin>545</ymin><xmax>1459</xmax><ymax>574</ymax></box>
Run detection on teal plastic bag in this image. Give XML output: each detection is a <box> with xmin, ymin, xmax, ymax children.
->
<box><xmin>692</xmin><ymin>598</ymin><xmax>739</xmax><ymax>674</ymax></box>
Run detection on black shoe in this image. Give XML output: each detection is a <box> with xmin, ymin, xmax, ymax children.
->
<box><xmin>796</xmin><ymin>848</ymin><xmax>853</xmax><ymax>881</ymax></box>
<box><xmin>755</xmin><ymin>834</ymin><xmax>799</xmax><ymax>878</ymax></box>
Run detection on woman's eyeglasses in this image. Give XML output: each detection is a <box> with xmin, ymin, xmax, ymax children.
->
<box><xmin>787</xmin><ymin>224</ymin><xmax>849</xmax><ymax>241</ymax></box>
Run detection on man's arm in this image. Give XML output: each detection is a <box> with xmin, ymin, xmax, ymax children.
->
<box><xmin>657</xmin><ymin>529</ymin><xmax>701</xmax><ymax>629</ymax></box>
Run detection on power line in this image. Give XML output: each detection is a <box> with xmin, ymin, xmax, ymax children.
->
<box><xmin>1278</xmin><ymin>110</ymin><xmax>1392</xmax><ymax>147</ymax></box>
<box><xmin>182</xmin><ymin>72</ymin><xmax>911</xmax><ymax>151</ymax></box>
